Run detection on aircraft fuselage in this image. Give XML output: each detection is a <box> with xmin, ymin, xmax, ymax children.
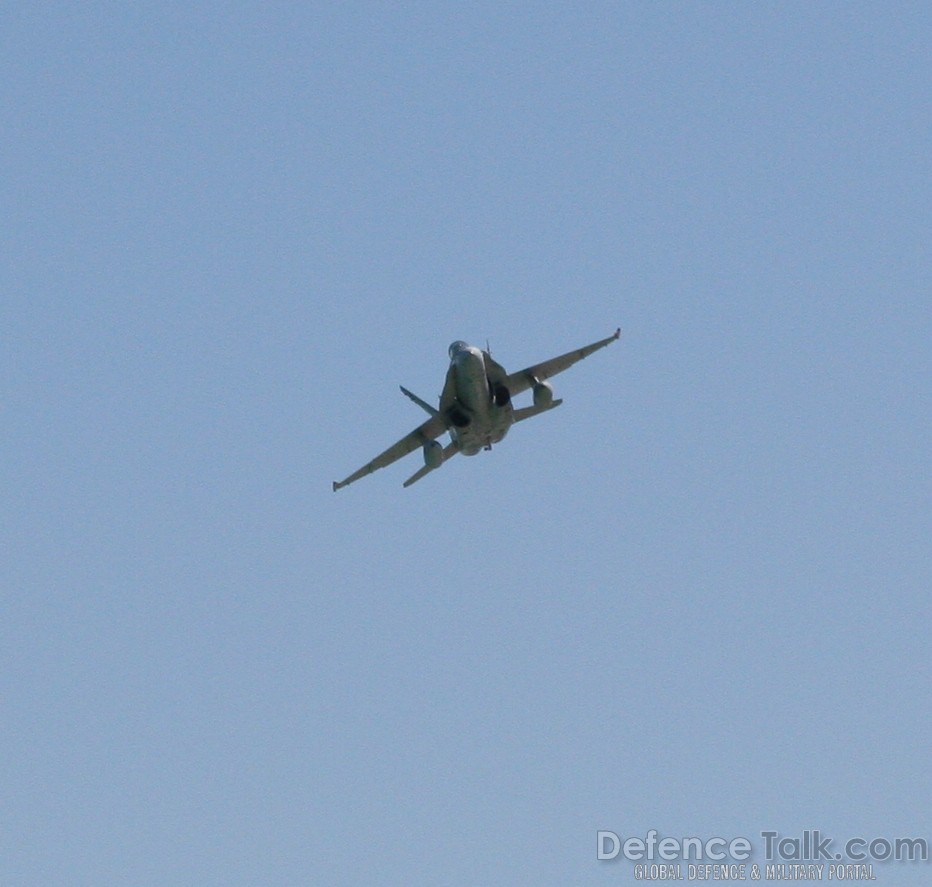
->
<box><xmin>446</xmin><ymin>342</ymin><xmax>513</xmax><ymax>455</ymax></box>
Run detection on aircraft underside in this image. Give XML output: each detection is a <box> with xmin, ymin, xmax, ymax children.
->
<box><xmin>332</xmin><ymin>328</ymin><xmax>619</xmax><ymax>490</ymax></box>
<box><xmin>447</xmin><ymin>343</ymin><xmax>513</xmax><ymax>455</ymax></box>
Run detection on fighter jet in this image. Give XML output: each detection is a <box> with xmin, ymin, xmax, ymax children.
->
<box><xmin>332</xmin><ymin>328</ymin><xmax>621</xmax><ymax>490</ymax></box>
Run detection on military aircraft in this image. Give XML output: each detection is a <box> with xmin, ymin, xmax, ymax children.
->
<box><xmin>332</xmin><ymin>327</ymin><xmax>621</xmax><ymax>490</ymax></box>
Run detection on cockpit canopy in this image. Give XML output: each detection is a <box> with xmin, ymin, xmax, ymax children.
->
<box><xmin>448</xmin><ymin>340</ymin><xmax>470</xmax><ymax>359</ymax></box>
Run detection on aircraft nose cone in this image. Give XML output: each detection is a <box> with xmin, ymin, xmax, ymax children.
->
<box><xmin>452</xmin><ymin>344</ymin><xmax>482</xmax><ymax>365</ymax></box>
<box><xmin>448</xmin><ymin>340</ymin><xmax>469</xmax><ymax>359</ymax></box>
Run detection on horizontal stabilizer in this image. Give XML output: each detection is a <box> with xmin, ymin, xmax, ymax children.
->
<box><xmin>403</xmin><ymin>441</ymin><xmax>458</xmax><ymax>487</ymax></box>
<box><xmin>512</xmin><ymin>399</ymin><xmax>563</xmax><ymax>424</ymax></box>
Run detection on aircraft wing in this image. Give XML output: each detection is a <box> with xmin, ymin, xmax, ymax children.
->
<box><xmin>333</xmin><ymin>415</ymin><xmax>447</xmax><ymax>491</ymax></box>
<box><xmin>504</xmin><ymin>328</ymin><xmax>621</xmax><ymax>398</ymax></box>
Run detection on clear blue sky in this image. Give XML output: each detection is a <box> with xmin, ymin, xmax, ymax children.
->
<box><xmin>3</xmin><ymin>4</ymin><xmax>930</xmax><ymax>885</ymax></box>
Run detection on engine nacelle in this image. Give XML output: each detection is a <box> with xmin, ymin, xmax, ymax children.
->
<box><xmin>533</xmin><ymin>380</ymin><xmax>554</xmax><ymax>408</ymax></box>
<box><xmin>423</xmin><ymin>440</ymin><xmax>443</xmax><ymax>469</ymax></box>
<box><xmin>448</xmin><ymin>406</ymin><xmax>471</xmax><ymax>428</ymax></box>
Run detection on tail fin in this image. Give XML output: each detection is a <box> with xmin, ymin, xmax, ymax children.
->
<box><xmin>400</xmin><ymin>386</ymin><xmax>443</xmax><ymax>420</ymax></box>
